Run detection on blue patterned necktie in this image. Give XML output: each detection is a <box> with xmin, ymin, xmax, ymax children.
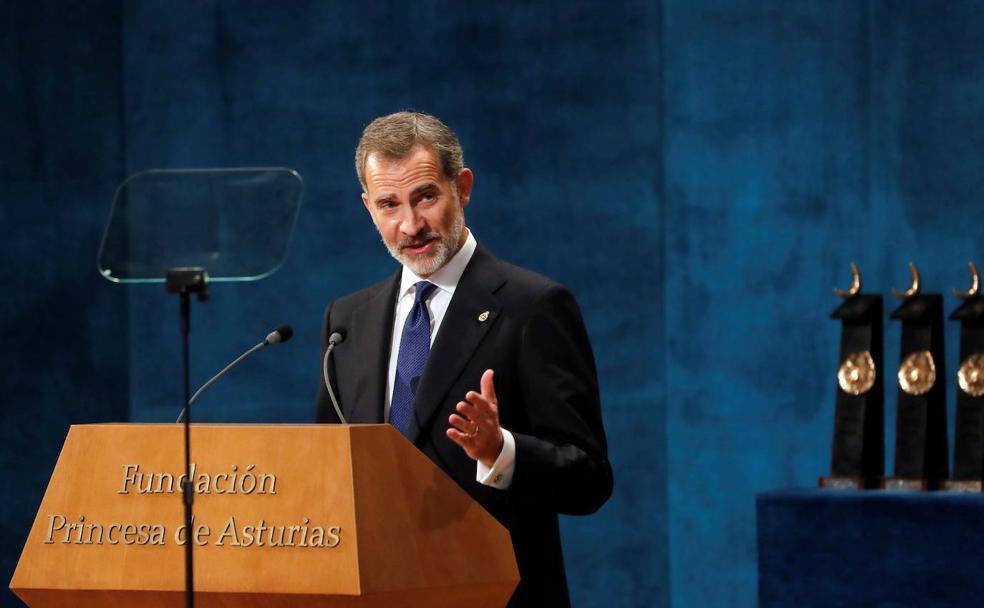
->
<box><xmin>390</xmin><ymin>281</ymin><xmax>437</xmax><ymax>437</ymax></box>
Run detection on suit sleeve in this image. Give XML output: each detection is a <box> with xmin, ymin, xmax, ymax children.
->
<box><xmin>314</xmin><ymin>301</ymin><xmax>342</xmax><ymax>423</ymax></box>
<box><xmin>508</xmin><ymin>285</ymin><xmax>614</xmax><ymax>515</ymax></box>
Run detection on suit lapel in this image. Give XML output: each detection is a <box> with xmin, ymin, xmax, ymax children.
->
<box><xmin>408</xmin><ymin>244</ymin><xmax>506</xmax><ymax>443</ymax></box>
<box><xmin>347</xmin><ymin>271</ymin><xmax>400</xmax><ymax>423</ymax></box>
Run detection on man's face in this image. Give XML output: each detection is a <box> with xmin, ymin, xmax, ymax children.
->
<box><xmin>362</xmin><ymin>145</ymin><xmax>473</xmax><ymax>277</ymax></box>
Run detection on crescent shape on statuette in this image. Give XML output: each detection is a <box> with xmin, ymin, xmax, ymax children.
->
<box><xmin>834</xmin><ymin>262</ymin><xmax>862</xmax><ymax>298</ymax></box>
<box><xmin>952</xmin><ymin>261</ymin><xmax>980</xmax><ymax>300</ymax></box>
<box><xmin>892</xmin><ymin>262</ymin><xmax>920</xmax><ymax>300</ymax></box>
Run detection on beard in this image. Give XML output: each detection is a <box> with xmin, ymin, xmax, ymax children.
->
<box><xmin>382</xmin><ymin>203</ymin><xmax>465</xmax><ymax>277</ymax></box>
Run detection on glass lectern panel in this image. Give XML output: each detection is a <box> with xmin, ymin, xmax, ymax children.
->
<box><xmin>97</xmin><ymin>167</ymin><xmax>303</xmax><ymax>283</ymax></box>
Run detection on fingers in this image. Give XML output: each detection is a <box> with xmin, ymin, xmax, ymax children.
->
<box><xmin>465</xmin><ymin>369</ymin><xmax>498</xmax><ymax>417</ymax></box>
<box><xmin>446</xmin><ymin>411</ymin><xmax>503</xmax><ymax>468</ymax></box>
<box><xmin>446</xmin><ymin>369</ymin><xmax>503</xmax><ymax>467</ymax></box>
<box><xmin>446</xmin><ymin>426</ymin><xmax>471</xmax><ymax>444</ymax></box>
<box><xmin>446</xmin><ymin>427</ymin><xmax>464</xmax><ymax>445</ymax></box>
<box><xmin>480</xmin><ymin>369</ymin><xmax>497</xmax><ymax>405</ymax></box>
<box><xmin>454</xmin><ymin>369</ymin><xmax>500</xmax><ymax>435</ymax></box>
<box><xmin>445</xmin><ymin>427</ymin><xmax>476</xmax><ymax>452</ymax></box>
<box><xmin>457</xmin><ymin>398</ymin><xmax>494</xmax><ymax>423</ymax></box>
<box><xmin>448</xmin><ymin>412</ymin><xmax>477</xmax><ymax>436</ymax></box>
<box><xmin>446</xmin><ymin>411</ymin><xmax>480</xmax><ymax>455</ymax></box>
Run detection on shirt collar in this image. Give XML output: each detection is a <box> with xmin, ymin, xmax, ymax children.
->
<box><xmin>398</xmin><ymin>229</ymin><xmax>477</xmax><ymax>298</ymax></box>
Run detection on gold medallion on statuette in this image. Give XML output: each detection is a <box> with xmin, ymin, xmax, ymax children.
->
<box><xmin>838</xmin><ymin>351</ymin><xmax>876</xmax><ymax>395</ymax></box>
<box><xmin>958</xmin><ymin>354</ymin><xmax>984</xmax><ymax>398</ymax></box>
<box><xmin>898</xmin><ymin>350</ymin><xmax>936</xmax><ymax>396</ymax></box>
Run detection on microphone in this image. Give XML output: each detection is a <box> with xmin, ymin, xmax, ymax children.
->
<box><xmin>175</xmin><ymin>325</ymin><xmax>293</xmax><ymax>423</ymax></box>
<box><xmin>322</xmin><ymin>328</ymin><xmax>347</xmax><ymax>424</ymax></box>
<box><xmin>265</xmin><ymin>325</ymin><xmax>293</xmax><ymax>344</ymax></box>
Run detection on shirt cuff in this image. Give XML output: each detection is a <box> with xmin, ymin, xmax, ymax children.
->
<box><xmin>477</xmin><ymin>428</ymin><xmax>515</xmax><ymax>489</ymax></box>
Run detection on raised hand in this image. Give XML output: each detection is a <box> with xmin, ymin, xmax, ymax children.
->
<box><xmin>446</xmin><ymin>369</ymin><xmax>504</xmax><ymax>467</ymax></box>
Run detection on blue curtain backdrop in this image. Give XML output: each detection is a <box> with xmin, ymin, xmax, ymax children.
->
<box><xmin>2</xmin><ymin>1</ymin><xmax>982</xmax><ymax>607</ymax></box>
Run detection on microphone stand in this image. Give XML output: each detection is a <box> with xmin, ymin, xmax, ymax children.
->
<box><xmin>166</xmin><ymin>267</ymin><xmax>209</xmax><ymax>608</ymax></box>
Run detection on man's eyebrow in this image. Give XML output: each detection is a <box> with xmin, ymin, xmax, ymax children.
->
<box><xmin>410</xmin><ymin>182</ymin><xmax>439</xmax><ymax>197</ymax></box>
<box><xmin>372</xmin><ymin>182</ymin><xmax>439</xmax><ymax>206</ymax></box>
<box><xmin>372</xmin><ymin>193</ymin><xmax>397</xmax><ymax>206</ymax></box>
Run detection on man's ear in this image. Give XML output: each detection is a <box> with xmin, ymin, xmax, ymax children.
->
<box><xmin>456</xmin><ymin>168</ymin><xmax>474</xmax><ymax>208</ymax></box>
<box><xmin>361</xmin><ymin>191</ymin><xmax>371</xmax><ymax>213</ymax></box>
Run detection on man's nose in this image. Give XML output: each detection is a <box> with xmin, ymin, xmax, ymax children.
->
<box><xmin>398</xmin><ymin>206</ymin><xmax>425</xmax><ymax>235</ymax></box>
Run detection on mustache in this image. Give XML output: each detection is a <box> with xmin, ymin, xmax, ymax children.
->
<box><xmin>397</xmin><ymin>231</ymin><xmax>440</xmax><ymax>250</ymax></box>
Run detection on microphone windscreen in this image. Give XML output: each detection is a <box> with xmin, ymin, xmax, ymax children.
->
<box><xmin>329</xmin><ymin>328</ymin><xmax>347</xmax><ymax>346</ymax></box>
<box><xmin>266</xmin><ymin>325</ymin><xmax>294</xmax><ymax>344</ymax></box>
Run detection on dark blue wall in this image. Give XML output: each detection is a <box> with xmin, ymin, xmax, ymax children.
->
<box><xmin>664</xmin><ymin>2</ymin><xmax>984</xmax><ymax>605</ymax></box>
<box><xmin>3</xmin><ymin>1</ymin><xmax>983</xmax><ymax>607</ymax></box>
<box><xmin>1</xmin><ymin>0</ymin><xmax>129</xmax><ymax>603</ymax></box>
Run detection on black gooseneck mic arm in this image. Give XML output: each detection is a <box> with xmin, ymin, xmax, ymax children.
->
<box><xmin>323</xmin><ymin>329</ymin><xmax>347</xmax><ymax>423</ymax></box>
<box><xmin>175</xmin><ymin>325</ymin><xmax>294</xmax><ymax>423</ymax></box>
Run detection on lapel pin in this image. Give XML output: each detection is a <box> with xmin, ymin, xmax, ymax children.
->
<box><xmin>478</xmin><ymin>311</ymin><xmax>490</xmax><ymax>322</ymax></box>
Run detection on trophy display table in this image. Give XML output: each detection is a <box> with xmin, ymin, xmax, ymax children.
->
<box><xmin>756</xmin><ymin>489</ymin><xmax>984</xmax><ymax>607</ymax></box>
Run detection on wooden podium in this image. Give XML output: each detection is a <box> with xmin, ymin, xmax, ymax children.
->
<box><xmin>9</xmin><ymin>424</ymin><xmax>519</xmax><ymax>607</ymax></box>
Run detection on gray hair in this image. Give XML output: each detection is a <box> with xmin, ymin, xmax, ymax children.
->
<box><xmin>355</xmin><ymin>111</ymin><xmax>464</xmax><ymax>190</ymax></box>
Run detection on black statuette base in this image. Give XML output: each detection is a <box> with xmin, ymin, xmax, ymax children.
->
<box><xmin>942</xmin><ymin>479</ymin><xmax>983</xmax><ymax>492</ymax></box>
<box><xmin>819</xmin><ymin>476</ymin><xmax>879</xmax><ymax>490</ymax></box>
<box><xmin>881</xmin><ymin>477</ymin><xmax>931</xmax><ymax>491</ymax></box>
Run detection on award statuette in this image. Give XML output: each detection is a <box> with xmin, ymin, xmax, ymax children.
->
<box><xmin>883</xmin><ymin>263</ymin><xmax>949</xmax><ymax>491</ymax></box>
<box><xmin>820</xmin><ymin>263</ymin><xmax>884</xmax><ymax>490</ymax></box>
<box><xmin>944</xmin><ymin>262</ymin><xmax>984</xmax><ymax>492</ymax></box>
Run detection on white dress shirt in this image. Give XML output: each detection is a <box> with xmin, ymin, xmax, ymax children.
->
<box><xmin>385</xmin><ymin>229</ymin><xmax>515</xmax><ymax>489</ymax></box>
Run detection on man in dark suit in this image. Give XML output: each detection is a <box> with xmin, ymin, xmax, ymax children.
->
<box><xmin>315</xmin><ymin>112</ymin><xmax>613</xmax><ymax>606</ymax></box>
